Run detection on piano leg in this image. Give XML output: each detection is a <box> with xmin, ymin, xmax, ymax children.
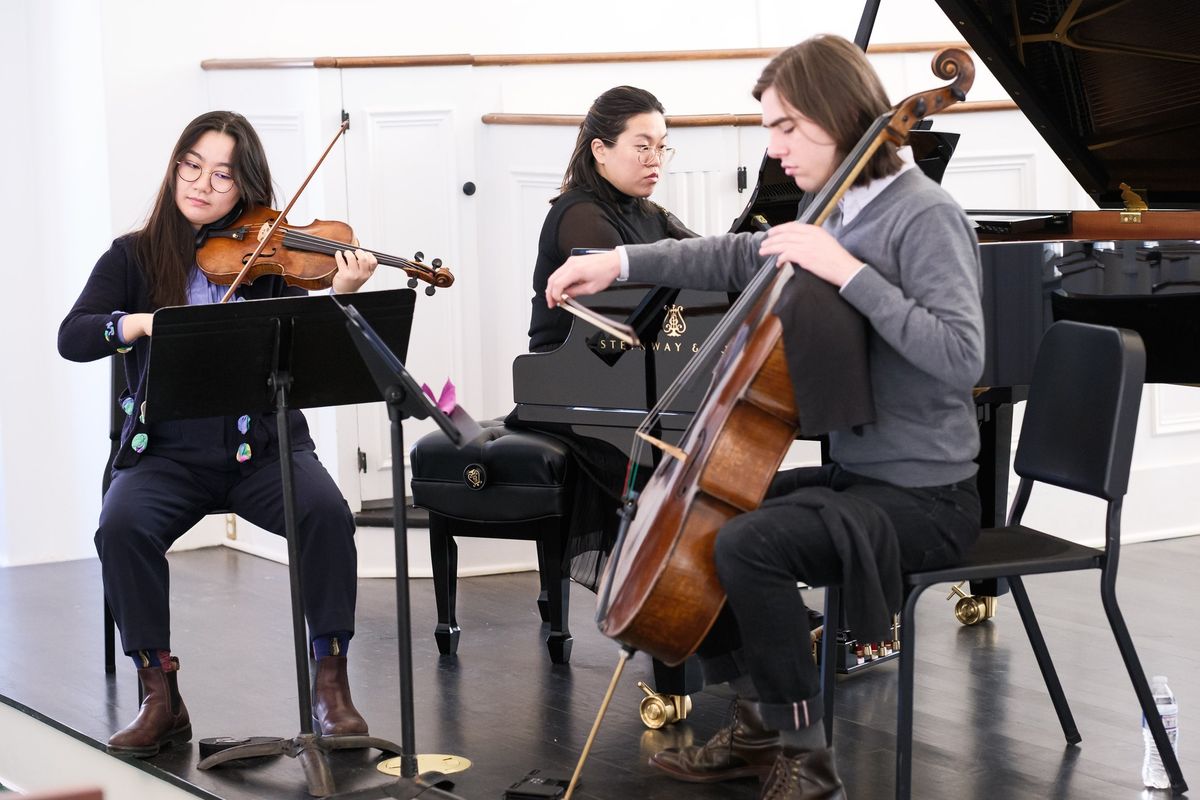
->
<box><xmin>430</xmin><ymin>515</ymin><xmax>461</xmax><ymax>655</ymax></box>
<box><xmin>966</xmin><ymin>396</ymin><xmax>1015</xmax><ymax>613</ymax></box>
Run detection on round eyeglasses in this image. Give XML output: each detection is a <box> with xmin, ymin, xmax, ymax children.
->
<box><xmin>604</xmin><ymin>140</ymin><xmax>676</xmax><ymax>167</ymax></box>
<box><xmin>175</xmin><ymin>159</ymin><xmax>236</xmax><ymax>193</ymax></box>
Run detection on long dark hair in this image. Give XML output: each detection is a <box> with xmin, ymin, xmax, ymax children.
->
<box><xmin>555</xmin><ymin>85</ymin><xmax>665</xmax><ymax>211</ymax></box>
<box><xmin>135</xmin><ymin>110</ymin><xmax>274</xmax><ymax>308</ymax></box>
<box><xmin>753</xmin><ymin>35</ymin><xmax>902</xmax><ymax>187</ymax></box>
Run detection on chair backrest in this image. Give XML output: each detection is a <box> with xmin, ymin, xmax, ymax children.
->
<box><xmin>102</xmin><ymin>355</ymin><xmax>127</xmax><ymax>498</ymax></box>
<box><xmin>1013</xmin><ymin>321</ymin><xmax>1145</xmax><ymax>501</ymax></box>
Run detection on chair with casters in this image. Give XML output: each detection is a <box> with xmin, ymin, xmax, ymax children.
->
<box><xmin>819</xmin><ymin>320</ymin><xmax>1187</xmax><ymax>798</ymax></box>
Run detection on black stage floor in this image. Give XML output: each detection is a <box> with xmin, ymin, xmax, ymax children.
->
<box><xmin>1</xmin><ymin>539</ymin><xmax>1197</xmax><ymax>800</ymax></box>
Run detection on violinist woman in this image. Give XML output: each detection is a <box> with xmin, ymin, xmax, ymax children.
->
<box><xmin>58</xmin><ymin>110</ymin><xmax>378</xmax><ymax>757</ymax></box>
<box><xmin>546</xmin><ymin>36</ymin><xmax>983</xmax><ymax>799</ymax></box>
<box><xmin>516</xmin><ymin>85</ymin><xmax>703</xmax><ymax>700</ymax></box>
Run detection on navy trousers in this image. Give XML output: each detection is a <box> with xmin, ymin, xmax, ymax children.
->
<box><xmin>697</xmin><ymin>464</ymin><xmax>979</xmax><ymax>729</ymax></box>
<box><xmin>96</xmin><ymin>417</ymin><xmax>357</xmax><ymax>654</ymax></box>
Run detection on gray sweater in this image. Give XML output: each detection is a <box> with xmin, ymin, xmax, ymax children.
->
<box><xmin>624</xmin><ymin>168</ymin><xmax>983</xmax><ymax>487</ymax></box>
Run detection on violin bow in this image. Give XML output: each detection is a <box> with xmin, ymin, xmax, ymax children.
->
<box><xmin>218</xmin><ymin>118</ymin><xmax>350</xmax><ymax>303</ymax></box>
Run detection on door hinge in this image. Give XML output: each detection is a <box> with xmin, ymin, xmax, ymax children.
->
<box><xmin>357</xmin><ymin>448</ymin><xmax>367</xmax><ymax>473</ymax></box>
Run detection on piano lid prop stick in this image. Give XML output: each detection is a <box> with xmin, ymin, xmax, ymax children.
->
<box><xmin>559</xmin><ymin>295</ymin><xmax>641</xmax><ymax>348</ymax></box>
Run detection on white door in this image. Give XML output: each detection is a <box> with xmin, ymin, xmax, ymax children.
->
<box><xmin>339</xmin><ymin>67</ymin><xmax>484</xmax><ymax>505</ymax></box>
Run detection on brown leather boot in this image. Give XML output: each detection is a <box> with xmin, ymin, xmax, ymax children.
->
<box><xmin>759</xmin><ymin>748</ymin><xmax>846</xmax><ymax>800</ymax></box>
<box><xmin>312</xmin><ymin>655</ymin><xmax>368</xmax><ymax>736</ymax></box>
<box><xmin>107</xmin><ymin>657</ymin><xmax>192</xmax><ymax>758</ymax></box>
<box><xmin>649</xmin><ymin>697</ymin><xmax>781</xmax><ymax>782</ymax></box>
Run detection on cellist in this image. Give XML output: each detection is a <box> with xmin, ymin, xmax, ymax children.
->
<box><xmin>58</xmin><ymin>110</ymin><xmax>378</xmax><ymax>758</ymax></box>
<box><xmin>545</xmin><ymin>35</ymin><xmax>984</xmax><ymax>799</ymax></box>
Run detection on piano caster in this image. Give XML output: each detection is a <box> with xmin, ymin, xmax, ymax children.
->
<box><xmin>637</xmin><ymin>682</ymin><xmax>691</xmax><ymax>729</ymax></box>
<box><xmin>947</xmin><ymin>582</ymin><xmax>997</xmax><ymax>626</ymax></box>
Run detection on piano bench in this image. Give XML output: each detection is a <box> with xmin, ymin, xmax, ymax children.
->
<box><xmin>410</xmin><ymin>419</ymin><xmax>576</xmax><ymax>664</ymax></box>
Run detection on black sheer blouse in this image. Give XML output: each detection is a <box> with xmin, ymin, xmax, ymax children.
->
<box><xmin>527</xmin><ymin>186</ymin><xmax>694</xmax><ymax>351</ymax></box>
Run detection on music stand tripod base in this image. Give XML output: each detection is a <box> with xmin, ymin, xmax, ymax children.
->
<box><xmin>198</xmin><ymin>734</ymin><xmax>407</xmax><ymax>796</ymax></box>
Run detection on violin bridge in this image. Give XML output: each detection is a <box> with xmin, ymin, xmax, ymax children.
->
<box><xmin>636</xmin><ymin>431</ymin><xmax>688</xmax><ymax>463</ymax></box>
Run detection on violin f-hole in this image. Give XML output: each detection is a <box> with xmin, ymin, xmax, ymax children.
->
<box><xmin>242</xmin><ymin>247</ymin><xmax>277</xmax><ymax>265</ymax></box>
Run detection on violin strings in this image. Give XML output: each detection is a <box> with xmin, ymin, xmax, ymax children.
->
<box><xmin>220</xmin><ymin>219</ymin><xmax>441</xmax><ymax>276</ymax></box>
<box><xmin>275</xmin><ymin>228</ymin><xmax>433</xmax><ymax>273</ymax></box>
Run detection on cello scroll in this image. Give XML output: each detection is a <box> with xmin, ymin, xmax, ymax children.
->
<box><xmin>883</xmin><ymin>47</ymin><xmax>975</xmax><ymax>147</ymax></box>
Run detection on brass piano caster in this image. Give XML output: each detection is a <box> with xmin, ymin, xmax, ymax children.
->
<box><xmin>637</xmin><ymin>682</ymin><xmax>691</xmax><ymax>729</ymax></box>
<box><xmin>947</xmin><ymin>582</ymin><xmax>997</xmax><ymax>626</ymax></box>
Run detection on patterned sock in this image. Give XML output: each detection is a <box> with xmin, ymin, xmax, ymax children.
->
<box><xmin>129</xmin><ymin>648</ymin><xmax>172</xmax><ymax>670</ymax></box>
<box><xmin>311</xmin><ymin>631</ymin><xmax>353</xmax><ymax>660</ymax></box>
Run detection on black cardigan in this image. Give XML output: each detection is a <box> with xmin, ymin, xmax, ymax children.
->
<box><xmin>58</xmin><ymin>234</ymin><xmax>313</xmax><ymax>470</ymax></box>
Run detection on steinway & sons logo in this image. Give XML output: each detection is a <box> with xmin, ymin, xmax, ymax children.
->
<box><xmin>594</xmin><ymin>304</ymin><xmax>698</xmax><ymax>353</ymax></box>
<box><xmin>663</xmin><ymin>304</ymin><xmax>686</xmax><ymax>337</ymax></box>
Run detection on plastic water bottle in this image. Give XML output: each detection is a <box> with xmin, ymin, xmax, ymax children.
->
<box><xmin>1142</xmin><ymin>675</ymin><xmax>1179</xmax><ymax>789</ymax></box>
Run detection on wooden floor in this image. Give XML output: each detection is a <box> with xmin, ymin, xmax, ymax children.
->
<box><xmin>0</xmin><ymin>538</ymin><xmax>1196</xmax><ymax>800</ymax></box>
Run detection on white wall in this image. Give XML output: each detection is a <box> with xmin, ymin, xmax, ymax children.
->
<box><xmin>3</xmin><ymin>0</ymin><xmax>1197</xmax><ymax>569</ymax></box>
<box><xmin>0</xmin><ymin>0</ymin><xmax>115</xmax><ymax>565</ymax></box>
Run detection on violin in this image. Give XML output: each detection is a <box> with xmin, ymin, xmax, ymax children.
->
<box><xmin>196</xmin><ymin>205</ymin><xmax>454</xmax><ymax>296</ymax></box>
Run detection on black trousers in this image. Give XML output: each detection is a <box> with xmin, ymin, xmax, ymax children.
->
<box><xmin>96</xmin><ymin>420</ymin><xmax>356</xmax><ymax>654</ymax></box>
<box><xmin>697</xmin><ymin>464</ymin><xmax>979</xmax><ymax>730</ymax></box>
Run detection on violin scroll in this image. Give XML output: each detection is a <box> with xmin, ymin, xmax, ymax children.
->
<box><xmin>412</xmin><ymin>251</ymin><xmax>454</xmax><ymax>294</ymax></box>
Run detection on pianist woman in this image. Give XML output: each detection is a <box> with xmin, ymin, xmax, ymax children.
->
<box><xmin>545</xmin><ymin>35</ymin><xmax>984</xmax><ymax>798</ymax></box>
<box><xmin>511</xmin><ymin>84</ymin><xmax>702</xmax><ymax>698</ymax></box>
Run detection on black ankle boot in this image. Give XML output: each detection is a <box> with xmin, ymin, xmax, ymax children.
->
<box><xmin>759</xmin><ymin>748</ymin><xmax>846</xmax><ymax>800</ymax></box>
<box><xmin>312</xmin><ymin>655</ymin><xmax>368</xmax><ymax>736</ymax></box>
<box><xmin>650</xmin><ymin>697</ymin><xmax>781</xmax><ymax>783</ymax></box>
<box><xmin>107</xmin><ymin>657</ymin><xmax>192</xmax><ymax>758</ymax></box>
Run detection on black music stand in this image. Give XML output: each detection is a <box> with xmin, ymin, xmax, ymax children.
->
<box><xmin>142</xmin><ymin>289</ymin><xmax>418</xmax><ymax>797</ymax></box>
<box><xmin>320</xmin><ymin>300</ymin><xmax>481</xmax><ymax>800</ymax></box>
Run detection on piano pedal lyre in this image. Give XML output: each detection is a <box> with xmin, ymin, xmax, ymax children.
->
<box><xmin>635</xmin><ymin>431</ymin><xmax>687</xmax><ymax>463</ymax></box>
<box><xmin>947</xmin><ymin>581</ymin><xmax>997</xmax><ymax>626</ymax></box>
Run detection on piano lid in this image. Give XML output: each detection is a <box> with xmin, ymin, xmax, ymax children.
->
<box><xmin>932</xmin><ymin>0</ymin><xmax>1200</xmax><ymax>209</ymax></box>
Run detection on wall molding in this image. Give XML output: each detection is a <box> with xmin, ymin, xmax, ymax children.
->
<box><xmin>943</xmin><ymin>152</ymin><xmax>1037</xmax><ymax>207</ymax></box>
<box><xmin>202</xmin><ymin>41</ymin><xmax>972</xmax><ymax>71</ymax></box>
<box><xmin>481</xmin><ymin>102</ymin><xmax>1017</xmax><ymax>128</ymax></box>
<box><xmin>1150</xmin><ymin>384</ymin><xmax>1200</xmax><ymax>436</ymax></box>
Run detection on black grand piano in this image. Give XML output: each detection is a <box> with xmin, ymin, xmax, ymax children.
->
<box><xmin>937</xmin><ymin>0</ymin><xmax>1200</xmax><ymax>534</ymax></box>
<box><xmin>514</xmin><ymin>1</ymin><xmax>1200</xmax><ymax>544</ymax></box>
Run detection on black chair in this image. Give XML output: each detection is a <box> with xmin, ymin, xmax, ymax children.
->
<box><xmin>820</xmin><ymin>320</ymin><xmax>1188</xmax><ymax>798</ymax></box>
<box><xmin>410</xmin><ymin>420</ymin><xmax>576</xmax><ymax>664</ymax></box>
<box><xmin>102</xmin><ymin>357</ymin><xmax>125</xmax><ymax>674</ymax></box>
<box><xmin>101</xmin><ymin>358</ymin><xmax>233</xmax><ymax>676</ymax></box>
